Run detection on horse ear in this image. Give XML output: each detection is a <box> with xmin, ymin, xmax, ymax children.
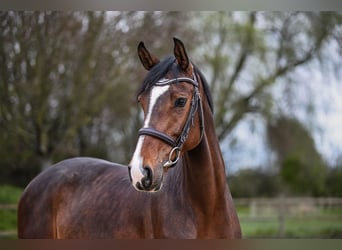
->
<box><xmin>137</xmin><ymin>42</ymin><xmax>160</xmax><ymax>71</ymax></box>
<box><xmin>173</xmin><ymin>37</ymin><xmax>190</xmax><ymax>71</ymax></box>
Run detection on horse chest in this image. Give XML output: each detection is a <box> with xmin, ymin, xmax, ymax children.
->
<box><xmin>149</xmin><ymin>200</ymin><xmax>198</xmax><ymax>238</ymax></box>
<box><xmin>55</xmin><ymin>187</ymin><xmax>198</xmax><ymax>239</ymax></box>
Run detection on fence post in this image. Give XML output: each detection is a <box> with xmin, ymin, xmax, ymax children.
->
<box><xmin>277</xmin><ymin>197</ymin><xmax>286</xmax><ymax>238</ymax></box>
<box><xmin>250</xmin><ymin>199</ymin><xmax>257</xmax><ymax>218</ymax></box>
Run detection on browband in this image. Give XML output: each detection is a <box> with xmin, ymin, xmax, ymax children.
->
<box><xmin>154</xmin><ymin>77</ymin><xmax>198</xmax><ymax>87</ymax></box>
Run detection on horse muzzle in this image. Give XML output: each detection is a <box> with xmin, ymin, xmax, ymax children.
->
<box><xmin>128</xmin><ymin>164</ymin><xmax>164</xmax><ymax>192</ymax></box>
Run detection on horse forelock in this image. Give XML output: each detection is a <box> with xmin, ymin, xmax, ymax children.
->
<box><xmin>137</xmin><ymin>56</ymin><xmax>177</xmax><ymax>98</ymax></box>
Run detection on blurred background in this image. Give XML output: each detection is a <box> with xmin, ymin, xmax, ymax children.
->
<box><xmin>0</xmin><ymin>11</ymin><xmax>341</xmax><ymax>238</ymax></box>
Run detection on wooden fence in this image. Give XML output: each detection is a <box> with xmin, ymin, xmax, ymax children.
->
<box><xmin>234</xmin><ymin>197</ymin><xmax>342</xmax><ymax>238</ymax></box>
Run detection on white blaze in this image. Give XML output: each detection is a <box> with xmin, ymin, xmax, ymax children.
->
<box><xmin>129</xmin><ymin>83</ymin><xmax>170</xmax><ymax>186</ymax></box>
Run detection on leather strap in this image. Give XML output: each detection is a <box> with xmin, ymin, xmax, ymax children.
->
<box><xmin>138</xmin><ymin>128</ymin><xmax>176</xmax><ymax>147</ymax></box>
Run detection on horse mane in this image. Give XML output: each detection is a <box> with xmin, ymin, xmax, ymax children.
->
<box><xmin>137</xmin><ymin>56</ymin><xmax>214</xmax><ymax>113</ymax></box>
<box><xmin>193</xmin><ymin>64</ymin><xmax>214</xmax><ymax>113</ymax></box>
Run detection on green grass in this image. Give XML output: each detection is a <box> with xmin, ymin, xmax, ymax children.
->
<box><xmin>0</xmin><ymin>185</ymin><xmax>23</xmax><ymax>239</ymax></box>
<box><xmin>240</xmin><ymin>217</ymin><xmax>342</xmax><ymax>238</ymax></box>
<box><xmin>0</xmin><ymin>209</ymin><xmax>17</xmax><ymax>231</ymax></box>
<box><xmin>0</xmin><ymin>185</ymin><xmax>23</xmax><ymax>204</ymax></box>
<box><xmin>285</xmin><ymin>218</ymin><xmax>342</xmax><ymax>238</ymax></box>
<box><xmin>240</xmin><ymin>219</ymin><xmax>279</xmax><ymax>238</ymax></box>
<box><xmin>237</xmin><ymin>205</ymin><xmax>342</xmax><ymax>238</ymax></box>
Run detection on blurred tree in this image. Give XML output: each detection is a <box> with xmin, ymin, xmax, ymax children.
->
<box><xmin>0</xmin><ymin>12</ymin><xmax>127</xmax><ymax>184</ymax></box>
<box><xmin>190</xmin><ymin>13</ymin><xmax>341</xmax><ymax>196</ymax></box>
<box><xmin>324</xmin><ymin>158</ymin><xmax>342</xmax><ymax>197</ymax></box>
<box><xmin>267</xmin><ymin>116</ymin><xmax>327</xmax><ymax>196</ymax></box>
<box><xmin>228</xmin><ymin>168</ymin><xmax>280</xmax><ymax>197</ymax></box>
<box><xmin>0</xmin><ymin>11</ymin><xmax>195</xmax><ymax>186</ymax></box>
<box><xmin>192</xmin><ymin>12</ymin><xmax>342</xmax><ymax>142</ymax></box>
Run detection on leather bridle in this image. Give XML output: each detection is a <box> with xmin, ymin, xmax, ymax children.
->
<box><xmin>138</xmin><ymin>74</ymin><xmax>204</xmax><ymax>168</ymax></box>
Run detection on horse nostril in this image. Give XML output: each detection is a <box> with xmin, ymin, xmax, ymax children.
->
<box><xmin>141</xmin><ymin>166</ymin><xmax>153</xmax><ymax>189</ymax></box>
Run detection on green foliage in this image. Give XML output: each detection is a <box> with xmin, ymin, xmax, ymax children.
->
<box><xmin>0</xmin><ymin>132</ymin><xmax>41</xmax><ymax>186</ymax></box>
<box><xmin>267</xmin><ymin>116</ymin><xmax>328</xmax><ymax>196</ymax></box>
<box><xmin>228</xmin><ymin>168</ymin><xmax>280</xmax><ymax>197</ymax></box>
<box><xmin>0</xmin><ymin>185</ymin><xmax>22</xmax><ymax>204</ymax></box>
<box><xmin>229</xmin><ymin>160</ymin><xmax>341</xmax><ymax>198</ymax></box>
<box><xmin>325</xmin><ymin>165</ymin><xmax>342</xmax><ymax>196</ymax></box>
<box><xmin>0</xmin><ymin>185</ymin><xmax>22</xmax><ymax>239</ymax></box>
<box><xmin>281</xmin><ymin>155</ymin><xmax>327</xmax><ymax>196</ymax></box>
<box><xmin>281</xmin><ymin>157</ymin><xmax>301</xmax><ymax>185</ymax></box>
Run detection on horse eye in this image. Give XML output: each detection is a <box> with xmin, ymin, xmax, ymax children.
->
<box><xmin>175</xmin><ymin>98</ymin><xmax>187</xmax><ymax>107</ymax></box>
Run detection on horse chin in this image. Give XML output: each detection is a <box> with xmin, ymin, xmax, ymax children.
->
<box><xmin>134</xmin><ymin>178</ymin><xmax>163</xmax><ymax>193</ymax></box>
<box><xmin>148</xmin><ymin>182</ymin><xmax>163</xmax><ymax>193</ymax></box>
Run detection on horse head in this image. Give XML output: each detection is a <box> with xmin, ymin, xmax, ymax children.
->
<box><xmin>128</xmin><ymin>38</ymin><xmax>204</xmax><ymax>192</ymax></box>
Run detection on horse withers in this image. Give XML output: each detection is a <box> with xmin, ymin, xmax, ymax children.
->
<box><xmin>18</xmin><ymin>38</ymin><xmax>241</xmax><ymax>239</ymax></box>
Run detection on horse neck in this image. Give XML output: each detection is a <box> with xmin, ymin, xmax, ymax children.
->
<box><xmin>182</xmin><ymin>98</ymin><xmax>230</xmax><ymax>213</ymax></box>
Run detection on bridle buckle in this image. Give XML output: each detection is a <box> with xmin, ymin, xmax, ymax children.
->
<box><xmin>163</xmin><ymin>147</ymin><xmax>181</xmax><ymax>168</ymax></box>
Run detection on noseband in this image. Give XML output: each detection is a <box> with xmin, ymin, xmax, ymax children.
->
<box><xmin>138</xmin><ymin>74</ymin><xmax>204</xmax><ymax>168</ymax></box>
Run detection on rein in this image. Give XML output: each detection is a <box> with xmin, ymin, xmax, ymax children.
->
<box><xmin>138</xmin><ymin>74</ymin><xmax>204</xmax><ymax>168</ymax></box>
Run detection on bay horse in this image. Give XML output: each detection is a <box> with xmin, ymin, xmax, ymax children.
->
<box><xmin>18</xmin><ymin>38</ymin><xmax>241</xmax><ymax>239</ymax></box>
